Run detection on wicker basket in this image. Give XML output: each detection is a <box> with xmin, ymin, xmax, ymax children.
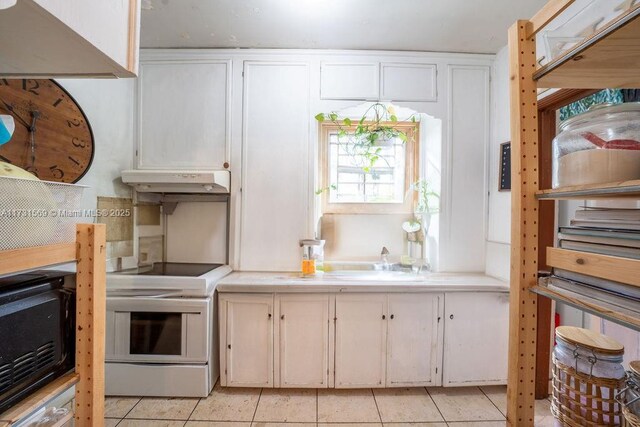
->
<box><xmin>0</xmin><ymin>176</ymin><xmax>85</xmax><ymax>251</ymax></box>
<box><xmin>623</xmin><ymin>406</ymin><xmax>640</xmax><ymax>427</ymax></box>
<box><xmin>552</xmin><ymin>355</ymin><xmax>624</xmax><ymax>426</ymax></box>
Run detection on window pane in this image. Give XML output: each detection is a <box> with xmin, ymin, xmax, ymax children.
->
<box><xmin>130</xmin><ymin>312</ymin><xmax>182</xmax><ymax>355</ymax></box>
<box><xmin>328</xmin><ymin>130</ymin><xmax>407</xmax><ymax>204</ymax></box>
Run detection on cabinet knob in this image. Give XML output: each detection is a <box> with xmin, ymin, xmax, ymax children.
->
<box><xmin>390</xmin><ymin>314</ymin><xmax>394</xmax><ymax>319</ymax></box>
<box><xmin>224</xmin><ymin>162</ymin><xmax>230</xmax><ymax>169</ymax></box>
<box><xmin>228</xmin><ymin>344</ymin><xmax>231</xmax><ymax>349</ymax></box>
<box><xmin>268</xmin><ymin>313</ymin><xmax>272</xmax><ymax>319</ymax></box>
<box><xmin>450</xmin><ymin>314</ymin><xmax>454</xmax><ymax>320</ymax></box>
<box><xmin>576</xmin><ymin>258</ymin><xmax>585</xmax><ymax>265</ymax></box>
<box><xmin>281</xmin><ymin>314</ymin><xmax>285</xmax><ymax>320</ymax></box>
<box><xmin>382</xmin><ymin>315</ymin><xmax>386</xmax><ymax>320</ymax></box>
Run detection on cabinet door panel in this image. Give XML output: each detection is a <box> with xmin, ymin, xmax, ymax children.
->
<box><xmin>240</xmin><ymin>62</ymin><xmax>310</xmax><ymax>271</ymax></box>
<box><xmin>387</xmin><ymin>293</ymin><xmax>441</xmax><ymax>386</ymax></box>
<box><xmin>380</xmin><ymin>63</ymin><xmax>437</xmax><ymax>102</ymax></box>
<box><xmin>225</xmin><ymin>294</ymin><xmax>274</xmax><ymax>387</ymax></box>
<box><xmin>137</xmin><ymin>61</ymin><xmax>229</xmax><ymax>169</ymax></box>
<box><xmin>277</xmin><ymin>294</ymin><xmax>329</xmax><ymax>388</ymax></box>
<box><xmin>443</xmin><ymin>292</ymin><xmax>509</xmax><ymax>386</ymax></box>
<box><xmin>320</xmin><ymin>62</ymin><xmax>379</xmax><ymax>100</ymax></box>
<box><xmin>335</xmin><ymin>294</ymin><xmax>387</xmax><ymax>388</ymax></box>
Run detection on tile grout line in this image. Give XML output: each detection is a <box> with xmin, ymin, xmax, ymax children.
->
<box><xmin>370</xmin><ymin>388</ymin><xmax>383</xmax><ymax>424</ymax></box>
<box><xmin>478</xmin><ymin>386</ymin><xmax>507</xmax><ymax>420</ymax></box>
<box><xmin>424</xmin><ymin>386</ymin><xmax>447</xmax><ymax>424</ymax></box>
<box><xmin>184</xmin><ymin>395</ymin><xmax>202</xmax><ymax>426</ymax></box>
<box><xmin>120</xmin><ymin>397</ymin><xmax>143</xmax><ymax>421</ymax></box>
<box><xmin>250</xmin><ymin>388</ymin><xmax>264</xmax><ymax>425</ymax></box>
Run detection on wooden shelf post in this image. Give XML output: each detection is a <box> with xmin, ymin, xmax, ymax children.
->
<box><xmin>75</xmin><ymin>224</ymin><xmax>106</xmax><ymax>427</ymax></box>
<box><xmin>507</xmin><ymin>20</ymin><xmax>540</xmax><ymax>427</ymax></box>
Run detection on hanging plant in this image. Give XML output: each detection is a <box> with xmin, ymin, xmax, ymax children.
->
<box><xmin>315</xmin><ymin>103</ymin><xmax>419</xmax><ymax>172</ymax></box>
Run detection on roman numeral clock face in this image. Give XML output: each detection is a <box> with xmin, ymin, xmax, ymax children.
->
<box><xmin>0</xmin><ymin>79</ymin><xmax>94</xmax><ymax>183</ymax></box>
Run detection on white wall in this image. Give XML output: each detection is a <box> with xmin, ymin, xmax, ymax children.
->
<box><xmin>227</xmin><ymin>50</ymin><xmax>492</xmax><ymax>272</ymax></box>
<box><xmin>51</xmin><ymin>78</ymin><xmax>135</xmax><ymax>270</ymax></box>
<box><xmin>133</xmin><ymin>49</ymin><xmax>493</xmax><ymax>272</ymax></box>
<box><xmin>485</xmin><ymin>46</ymin><xmax>511</xmax><ymax>281</ymax></box>
<box><xmin>57</xmin><ymin>78</ymin><xmax>134</xmax><ymax>210</ymax></box>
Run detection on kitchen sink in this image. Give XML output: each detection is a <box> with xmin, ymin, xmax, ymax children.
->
<box><xmin>321</xmin><ymin>270</ymin><xmax>429</xmax><ymax>282</ymax></box>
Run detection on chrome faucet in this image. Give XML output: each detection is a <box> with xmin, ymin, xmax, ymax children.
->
<box><xmin>380</xmin><ymin>246</ymin><xmax>390</xmax><ymax>270</ymax></box>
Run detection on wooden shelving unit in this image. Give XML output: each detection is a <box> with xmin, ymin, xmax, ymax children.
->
<box><xmin>536</xmin><ymin>180</ymin><xmax>640</xmax><ymax>200</ymax></box>
<box><xmin>531</xmin><ymin>285</ymin><xmax>640</xmax><ymax>332</ymax></box>
<box><xmin>0</xmin><ymin>224</ymin><xmax>106</xmax><ymax>427</ymax></box>
<box><xmin>508</xmin><ymin>1</ymin><xmax>640</xmax><ymax>425</ymax></box>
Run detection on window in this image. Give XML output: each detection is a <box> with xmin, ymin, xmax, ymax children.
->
<box><xmin>319</xmin><ymin>122</ymin><xmax>419</xmax><ymax>214</ymax></box>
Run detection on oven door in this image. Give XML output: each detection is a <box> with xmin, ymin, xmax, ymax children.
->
<box><xmin>106</xmin><ymin>296</ymin><xmax>210</xmax><ymax>364</ymax></box>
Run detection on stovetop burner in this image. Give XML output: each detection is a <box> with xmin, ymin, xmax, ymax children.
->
<box><xmin>136</xmin><ymin>263</ymin><xmax>223</xmax><ymax>277</ymax></box>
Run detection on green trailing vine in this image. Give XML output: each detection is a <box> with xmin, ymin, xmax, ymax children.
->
<box><xmin>315</xmin><ymin>103</ymin><xmax>419</xmax><ymax>173</ymax></box>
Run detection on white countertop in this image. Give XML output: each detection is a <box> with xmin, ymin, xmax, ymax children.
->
<box><xmin>217</xmin><ymin>271</ymin><xmax>509</xmax><ymax>293</ymax></box>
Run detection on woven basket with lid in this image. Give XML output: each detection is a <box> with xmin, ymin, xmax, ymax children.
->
<box><xmin>552</xmin><ymin>326</ymin><xmax>625</xmax><ymax>427</ymax></box>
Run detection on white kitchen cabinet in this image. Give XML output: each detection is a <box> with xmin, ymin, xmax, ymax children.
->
<box><xmin>220</xmin><ymin>294</ymin><xmax>274</xmax><ymax>387</ymax></box>
<box><xmin>320</xmin><ymin>62</ymin><xmax>379</xmax><ymax>100</ymax></box>
<box><xmin>136</xmin><ymin>59</ymin><xmax>230</xmax><ymax>170</ymax></box>
<box><xmin>386</xmin><ymin>294</ymin><xmax>442</xmax><ymax>386</ymax></box>
<box><xmin>0</xmin><ymin>0</ymin><xmax>140</xmax><ymax>77</ymax></box>
<box><xmin>239</xmin><ymin>62</ymin><xmax>311</xmax><ymax>271</ymax></box>
<box><xmin>380</xmin><ymin>63</ymin><xmax>437</xmax><ymax>102</ymax></box>
<box><xmin>275</xmin><ymin>294</ymin><xmax>331</xmax><ymax>388</ymax></box>
<box><xmin>334</xmin><ymin>294</ymin><xmax>387</xmax><ymax>388</ymax></box>
<box><xmin>442</xmin><ymin>292</ymin><xmax>509</xmax><ymax>386</ymax></box>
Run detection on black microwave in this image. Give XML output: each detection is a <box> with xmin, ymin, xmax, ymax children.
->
<box><xmin>0</xmin><ymin>271</ymin><xmax>76</xmax><ymax>414</ymax></box>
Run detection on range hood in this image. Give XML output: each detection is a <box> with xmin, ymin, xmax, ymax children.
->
<box><xmin>121</xmin><ymin>170</ymin><xmax>230</xmax><ymax>194</ymax></box>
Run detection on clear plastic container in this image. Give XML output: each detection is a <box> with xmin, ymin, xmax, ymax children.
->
<box><xmin>542</xmin><ymin>0</ymin><xmax>630</xmax><ymax>64</ymax></box>
<box><xmin>299</xmin><ymin>239</ymin><xmax>325</xmax><ymax>276</ymax></box>
<box><xmin>552</xmin><ymin>103</ymin><xmax>640</xmax><ymax>189</ymax></box>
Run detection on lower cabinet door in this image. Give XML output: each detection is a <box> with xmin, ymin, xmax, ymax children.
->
<box><xmin>386</xmin><ymin>293</ymin><xmax>442</xmax><ymax>386</ymax></box>
<box><xmin>223</xmin><ymin>294</ymin><xmax>274</xmax><ymax>387</ymax></box>
<box><xmin>335</xmin><ymin>294</ymin><xmax>387</xmax><ymax>388</ymax></box>
<box><xmin>443</xmin><ymin>292</ymin><xmax>509</xmax><ymax>386</ymax></box>
<box><xmin>276</xmin><ymin>294</ymin><xmax>330</xmax><ymax>388</ymax></box>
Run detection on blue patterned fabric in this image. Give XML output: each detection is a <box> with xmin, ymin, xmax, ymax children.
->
<box><xmin>559</xmin><ymin>89</ymin><xmax>624</xmax><ymax>122</ymax></box>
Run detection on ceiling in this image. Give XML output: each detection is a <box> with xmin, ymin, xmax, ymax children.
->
<box><xmin>140</xmin><ymin>0</ymin><xmax>549</xmax><ymax>54</ymax></box>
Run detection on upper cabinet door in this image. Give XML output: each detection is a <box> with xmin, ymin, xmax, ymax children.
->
<box><xmin>137</xmin><ymin>60</ymin><xmax>230</xmax><ymax>170</ymax></box>
<box><xmin>320</xmin><ymin>62</ymin><xmax>379</xmax><ymax>100</ymax></box>
<box><xmin>381</xmin><ymin>63</ymin><xmax>437</xmax><ymax>102</ymax></box>
<box><xmin>0</xmin><ymin>0</ymin><xmax>140</xmax><ymax>77</ymax></box>
<box><xmin>276</xmin><ymin>294</ymin><xmax>330</xmax><ymax>388</ymax></box>
<box><xmin>386</xmin><ymin>293</ymin><xmax>442</xmax><ymax>387</ymax></box>
<box><xmin>240</xmin><ymin>62</ymin><xmax>310</xmax><ymax>271</ymax></box>
<box><xmin>334</xmin><ymin>294</ymin><xmax>387</xmax><ymax>388</ymax></box>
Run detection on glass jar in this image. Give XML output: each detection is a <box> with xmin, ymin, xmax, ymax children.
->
<box><xmin>617</xmin><ymin>361</ymin><xmax>640</xmax><ymax>424</ymax></box>
<box><xmin>554</xmin><ymin>331</ymin><xmax>625</xmax><ymax>379</ymax></box>
<box><xmin>552</xmin><ymin>103</ymin><xmax>640</xmax><ymax>189</ymax></box>
<box><xmin>552</xmin><ymin>326</ymin><xmax>625</xmax><ymax>425</ymax></box>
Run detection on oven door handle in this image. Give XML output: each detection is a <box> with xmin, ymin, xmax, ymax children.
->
<box><xmin>107</xmin><ymin>291</ymin><xmax>184</xmax><ymax>298</ymax></box>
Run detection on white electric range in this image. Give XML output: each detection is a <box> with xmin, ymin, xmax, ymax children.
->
<box><xmin>105</xmin><ymin>262</ymin><xmax>231</xmax><ymax>397</ymax></box>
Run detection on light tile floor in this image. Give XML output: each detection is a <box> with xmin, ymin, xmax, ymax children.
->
<box><xmin>104</xmin><ymin>385</ymin><xmax>557</xmax><ymax>427</ymax></box>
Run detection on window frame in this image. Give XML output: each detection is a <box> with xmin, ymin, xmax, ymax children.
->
<box><xmin>319</xmin><ymin>121</ymin><xmax>419</xmax><ymax>214</ymax></box>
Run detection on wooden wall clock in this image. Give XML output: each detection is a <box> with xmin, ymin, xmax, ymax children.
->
<box><xmin>0</xmin><ymin>78</ymin><xmax>94</xmax><ymax>183</ymax></box>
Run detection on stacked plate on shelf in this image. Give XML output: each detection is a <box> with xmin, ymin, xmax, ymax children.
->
<box><xmin>547</xmin><ymin>207</ymin><xmax>640</xmax><ymax>313</ymax></box>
